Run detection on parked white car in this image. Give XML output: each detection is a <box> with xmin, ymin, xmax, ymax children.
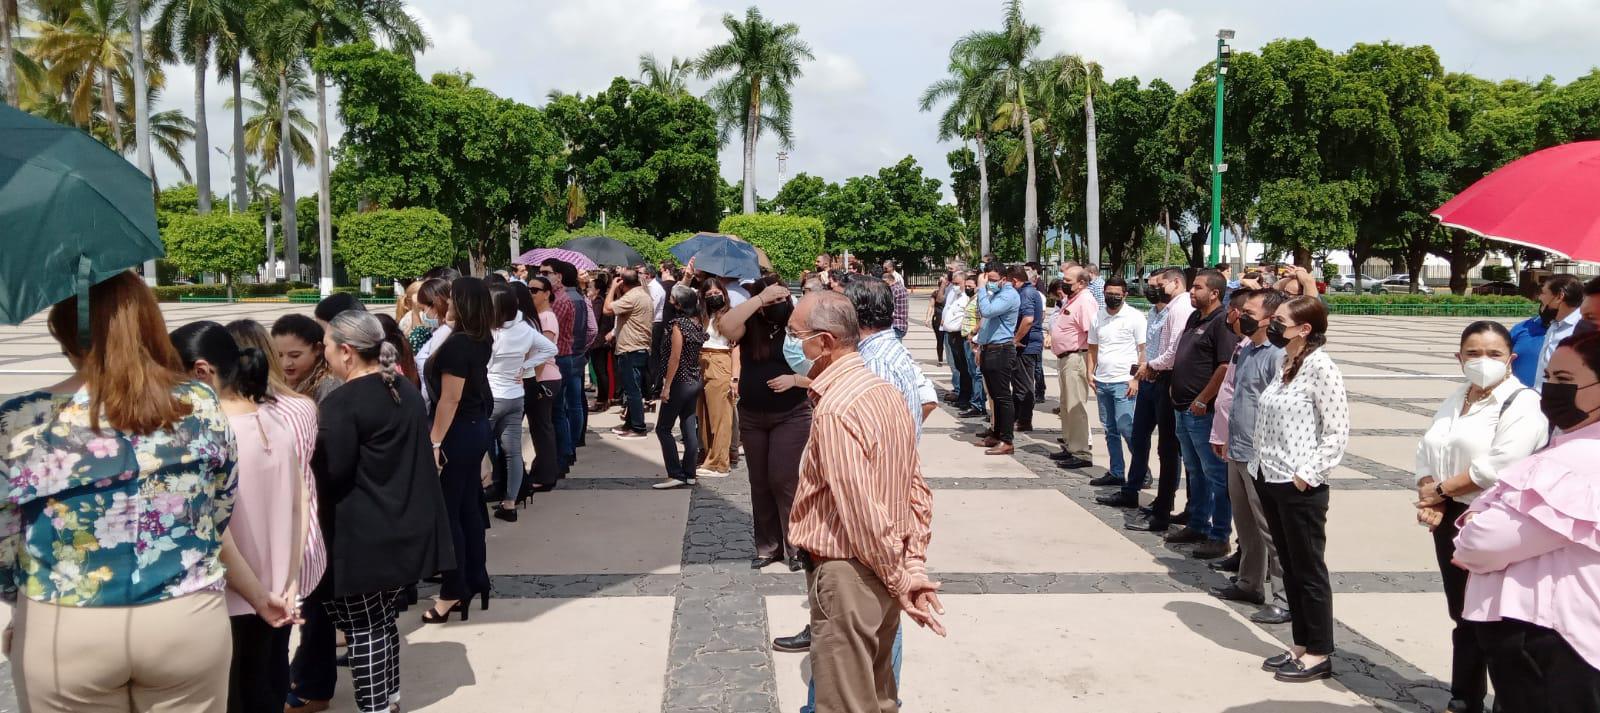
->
<box><xmin>1368</xmin><ymin>274</ymin><xmax>1433</xmax><ymax>294</ymax></box>
<box><xmin>1333</xmin><ymin>273</ymin><xmax>1380</xmax><ymax>291</ymax></box>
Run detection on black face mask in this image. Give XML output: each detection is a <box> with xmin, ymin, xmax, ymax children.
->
<box><xmin>1238</xmin><ymin>314</ymin><xmax>1262</xmax><ymax>337</ymax></box>
<box><xmin>1540</xmin><ymin>304</ymin><xmax>1559</xmax><ymax>324</ymax></box>
<box><xmin>1105</xmin><ymin>295</ymin><xmax>1124</xmax><ymax>310</ymax></box>
<box><xmin>1540</xmin><ymin>382</ymin><xmax>1599</xmax><ymax>431</ymax></box>
<box><xmin>1266</xmin><ymin>321</ymin><xmax>1293</xmax><ymax>348</ymax></box>
<box><xmin>965</xmin><ymin>288</ymin><xmax>977</xmax><ymax>297</ymax></box>
<box><xmin>705</xmin><ymin>295</ymin><xmax>727</xmax><ymax>312</ymax></box>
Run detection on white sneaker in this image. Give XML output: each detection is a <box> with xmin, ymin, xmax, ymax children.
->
<box><xmin>687</xmin><ymin>478</ymin><xmax>698</xmax><ymax>485</ymax></box>
<box><xmin>695</xmin><ymin>467</ymin><xmax>729</xmax><ymax>478</ymax></box>
<box><xmin>652</xmin><ymin>479</ymin><xmax>688</xmax><ymax>489</ymax></box>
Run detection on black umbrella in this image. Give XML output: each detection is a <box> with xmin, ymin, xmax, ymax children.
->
<box><xmin>0</xmin><ymin>104</ymin><xmax>162</xmax><ymax>346</ymax></box>
<box><xmin>560</xmin><ymin>236</ymin><xmax>645</xmax><ymax>268</ymax></box>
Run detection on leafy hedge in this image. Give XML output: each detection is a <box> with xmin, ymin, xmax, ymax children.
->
<box><xmin>163</xmin><ymin>212</ymin><xmax>265</xmax><ymax>281</ymax></box>
<box><xmin>1324</xmin><ymin>294</ymin><xmax>1532</xmax><ymax>305</ymax></box>
<box><xmin>717</xmin><ymin>214</ymin><xmax>825</xmax><ymax>280</ymax></box>
<box><xmin>335</xmin><ymin>208</ymin><xmax>454</xmax><ymax>280</ymax></box>
<box><xmin>152</xmin><ymin>282</ymin><xmax>311</xmax><ymax>301</ymax></box>
<box><xmin>286</xmin><ymin>287</ymin><xmax>363</xmax><ymax>299</ymax></box>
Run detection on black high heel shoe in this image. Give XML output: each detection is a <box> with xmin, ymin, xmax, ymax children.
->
<box><xmin>479</xmin><ymin>589</ymin><xmax>491</xmax><ymax>611</ymax></box>
<box><xmin>421</xmin><ymin>599</ymin><xmax>467</xmax><ymax>623</ymax></box>
<box><xmin>493</xmin><ymin>505</ymin><xmax>519</xmax><ymax>523</ymax></box>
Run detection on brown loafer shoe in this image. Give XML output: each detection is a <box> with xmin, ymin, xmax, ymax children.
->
<box><xmin>984</xmin><ymin>443</ymin><xmax>1015</xmax><ymax>455</ymax></box>
<box><xmin>974</xmin><ymin>437</ymin><xmax>1001</xmax><ymax>448</ymax></box>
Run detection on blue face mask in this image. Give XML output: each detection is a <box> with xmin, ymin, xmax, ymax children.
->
<box><xmin>783</xmin><ymin>335</ymin><xmax>815</xmax><ymax>378</ymax></box>
<box><xmin>422</xmin><ymin>313</ymin><xmax>440</xmax><ymax>329</ymax></box>
<box><xmin>986</xmin><ymin>282</ymin><xmax>1002</xmax><ymax>295</ymax></box>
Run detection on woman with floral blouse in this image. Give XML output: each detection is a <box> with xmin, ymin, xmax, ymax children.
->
<box><xmin>0</xmin><ymin>271</ymin><xmax>238</xmax><ymax>712</ymax></box>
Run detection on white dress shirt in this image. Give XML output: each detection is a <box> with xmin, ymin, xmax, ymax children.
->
<box><xmin>488</xmin><ymin>319</ymin><xmax>538</xmax><ymax>400</ymax></box>
<box><xmin>1535</xmin><ymin>309</ymin><xmax>1581</xmax><ymax>390</ymax></box>
<box><xmin>1413</xmin><ymin>377</ymin><xmax>1547</xmax><ymax>503</ymax></box>
<box><xmin>415</xmin><ymin>323</ymin><xmax>453</xmax><ymax>404</ymax></box>
<box><xmin>1249</xmin><ymin>349</ymin><xmax>1350</xmax><ymax>487</ymax></box>
<box><xmin>1088</xmin><ymin>305</ymin><xmax>1147</xmax><ymax>384</ymax></box>
<box><xmin>647</xmin><ymin>278</ymin><xmax>667</xmax><ymax>322</ymax></box>
<box><xmin>941</xmin><ymin>288</ymin><xmax>970</xmax><ymax>333</ymax></box>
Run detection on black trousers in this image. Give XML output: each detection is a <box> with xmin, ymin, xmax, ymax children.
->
<box><xmin>524</xmin><ymin>377</ymin><xmax>561</xmax><ymax>491</ymax></box>
<box><xmin>657</xmin><ymin>379</ymin><xmax>704</xmax><ymax>482</ymax></box>
<box><xmin>646</xmin><ymin>321</ymin><xmax>668</xmax><ymax>396</ymax></box>
<box><xmin>325</xmin><ymin>589</ymin><xmax>404</xmax><ymax>713</ymax></box>
<box><xmin>1125</xmin><ymin>371</ymin><xmax>1181</xmax><ymax>504</ymax></box>
<box><xmin>946</xmin><ymin>332</ymin><xmax>972</xmax><ymax>403</ymax></box>
<box><xmin>1257</xmin><ymin>479</ymin><xmax>1334</xmax><ymax>655</ymax></box>
<box><xmin>1434</xmin><ymin>498</ymin><xmax>1489</xmax><ymax>710</ymax></box>
<box><xmin>741</xmin><ymin>401</ymin><xmax>812</xmax><ymax>560</ymax></box>
<box><xmin>230</xmin><ymin>614</ymin><xmax>292</xmax><ymax>713</ymax></box>
<box><xmin>589</xmin><ymin>346</ymin><xmax>615</xmax><ymax>403</ymax></box>
<box><xmin>979</xmin><ymin>343</ymin><xmax>1017</xmax><ymax>444</ymax></box>
<box><xmin>931</xmin><ymin>307</ymin><xmax>946</xmax><ymax>362</ymax></box>
<box><xmin>1478</xmin><ymin>618</ymin><xmax>1600</xmax><ymax>713</ymax></box>
<box><xmin>1012</xmin><ymin>351</ymin><xmax>1037</xmax><ymax>429</ymax></box>
<box><xmin>287</xmin><ymin>587</ymin><xmax>337</xmax><ymax>703</ymax></box>
<box><xmin>439</xmin><ymin>416</ymin><xmax>492</xmax><ymax>602</ymax></box>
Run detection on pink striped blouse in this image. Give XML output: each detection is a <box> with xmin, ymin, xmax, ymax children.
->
<box><xmin>788</xmin><ymin>353</ymin><xmax>933</xmax><ymax>598</ymax></box>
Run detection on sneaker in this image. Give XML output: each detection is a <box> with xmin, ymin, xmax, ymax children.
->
<box><xmin>686</xmin><ymin>478</ymin><xmax>698</xmax><ymax>485</ymax></box>
<box><xmin>696</xmin><ymin>467</ymin><xmax>729</xmax><ymax>478</ymax></box>
<box><xmin>651</xmin><ymin>479</ymin><xmax>689</xmax><ymax>489</ymax></box>
<box><xmin>1164</xmin><ymin>526</ymin><xmax>1206</xmax><ymax>545</ymax></box>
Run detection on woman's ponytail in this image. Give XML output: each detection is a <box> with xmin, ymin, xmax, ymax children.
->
<box><xmin>235</xmin><ymin>346</ymin><xmax>272</xmax><ymax>403</ymax></box>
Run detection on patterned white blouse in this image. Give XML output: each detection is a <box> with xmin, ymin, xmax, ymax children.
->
<box><xmin>1249</xmin><ymin>349</ymin><xmax>1350</xmax><ymax>487</ymax></box>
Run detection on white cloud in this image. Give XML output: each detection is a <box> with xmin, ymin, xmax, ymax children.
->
<box><xmin>803</xmin><ymin>51</ymin><xmax>867</xmax><ymax>94</ymax></box>
<box><xmin>410</xmin><ymin>5</ymin><xmax>494</xmax><ymax>76</ymax></box>
<box><xmin>1033</xmin><ymin>0</ymin><xmax>1199</xmax><ymax>83</ymax></box>
<box><xmin>1445</xmin><ymin>0</ymin><xmax>1600</xmax><ymax>47</ymax></box>
<box><xmin>544</xmin><ymin>0</ymin><xmax>724</xmax><ymax>90</ymax></box>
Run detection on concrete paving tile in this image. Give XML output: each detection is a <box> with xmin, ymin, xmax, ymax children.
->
<box><xmin>485</xmin><ymin>491</ymin><xmax>688</xmax><ymax>574</ymax></box>
<box><xmin>328</xmin><ymin>597</ymin><xmax>674</xmax><ymax>712</ymax></box>
<box><xmin>1346</xmin><ymin>378</ymin><xmax>1461</xmax><ymax>400</ymax></box>
<box><xmin>1345</xmin><ymin>435</ymin><xmax>1423</xmax><ymax>472</ymax></box>
<box><xmin>1327</xmin><ymin>490</ymin><xmax>1438</xmax><ymax>573</ymax></box>
<box><xmin>767</xmin><ymin>593</ymin><xmax>1374</xmax><ymax>712</ymax></box>
<box><xmin>1335</xmin><ymin>592</ymin><xmax>1456</xmax><ymax>688</ymax></box>
<box><xmin>928</xmin><ymin>490</ymin><xmax>1163</xmax><ymax>573</ymax></box>
<box><xmin>920</xmin><ymin>433</ymin><xmax>1036</xmax><ymax>478</ymax></box>
<box><xmin>1347</xmin><ymin>401</ymin><xmax>1433</xmax><ymax>429</ymax></box>
<box><xmin>1330</xmin><ymin>465</ymin><xmax>1376</xmax><ymax>480</ymax></box>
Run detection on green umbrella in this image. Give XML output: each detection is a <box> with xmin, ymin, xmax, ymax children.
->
<box><xmin>0</xmin><ymin>104</ymin><xmax>163</xmax><ymax>344</ymax></box>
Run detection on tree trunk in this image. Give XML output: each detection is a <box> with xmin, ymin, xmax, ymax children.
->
<box><xmin>1347</xmin><ymin>248</ymin><xmax>1366</xmax><ymax>292</ymax></box>
<box><xmin>316</xmin><ymin>72</ymin><xmax>334</xmax><ymax>297</ymax></box>
<box><xmin>127</xmin><ymin>0</ymin><xmax>155</xmax><ymax>284</ymax></box>
<box><xmin>975</xmin><ymin>132</ymin><xmax>991</xmax><ymax>259</ymax></box>
<box><xmin>741</xmin><ymin>77</ymin><xmax>760</xmax><ymax>214</ymax></box>
<box><xmin>1084</xmin><ymin>89</ymin><xmax>1100</xmax><ymax>268</ymax></box>
<box><xmin>1019</xmin><ymin>94</ymin><xmax>1040</xmax><ymax>263</ymax></box>
<box><xmin>1</xmin><ymin>0</ymin><xmax>15</xmax><ymax>107</ymax></box>
<box><xmin>1293</xmin><ymin>245</ymin><xmax>1311</xmax><ymax>269</ymax></box>
<box><xmin>231</xmin><ymin>60</ymin><xmax>247</xmax><ymax>212</ymax></box>
<box><xmin>279</xmin><ymin>71</ymin><xmax>300</xmax><ymax>282</ymax></box>
<box><xmin>101</xmin><ymin>66</ymin><xmax>122</xmax><ymax>150</ymax></box>
<box><xmin>193</xmin><ymin>52</ymin><xmax>211</xmax><ymax>214</ymax></box>
<box><xmin>1161</xmin><ymin>208</ymin><xmax>1172</xmax><ymax>266</ymax></box>
<box><xmin>264</xmin><ymin>187</ymin><xmax>276</xmax><ymax>283</ymax></box>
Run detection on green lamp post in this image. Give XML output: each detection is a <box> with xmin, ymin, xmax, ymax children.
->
<box><xmin>1211</xmin><ymin>29</ymin><xmax>1234</xmax><ymax>266</ymax></box>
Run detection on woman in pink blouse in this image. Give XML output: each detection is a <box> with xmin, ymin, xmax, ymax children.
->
<box><xmin>1454</xmin><ymin>333</ymin><xmax>1600</xmax><ymax>712</ymax></box>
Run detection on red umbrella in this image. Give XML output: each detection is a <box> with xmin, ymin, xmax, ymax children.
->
<box><xmin>1433</xmin><ymin>141</ymin><xmax>1600</xmax><ymax>260</ymax></box>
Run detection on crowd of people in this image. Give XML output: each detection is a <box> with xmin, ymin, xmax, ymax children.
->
<box><xmin>3</xmin><ymin>248</ymin><xmax>1600</xmax><ymax>713</ymax></box>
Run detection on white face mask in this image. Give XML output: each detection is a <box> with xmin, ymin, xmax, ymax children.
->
<box><xmin>1462</xmin><ymin>357</ymin><xmax>1508</xmax><ymax>389</ymax></box>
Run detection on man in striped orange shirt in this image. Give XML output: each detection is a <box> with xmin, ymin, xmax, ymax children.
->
<box><xmin>786</xmin><ymin>290</ymin><xmax>944</xmax><ymax>712</ymax></box>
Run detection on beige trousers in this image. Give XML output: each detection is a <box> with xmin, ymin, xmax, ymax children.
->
<box><xmin>12</xmin><ymin>590</ymin><xmax>231</xmax><ymax>713</ymax></box>
<box><xmin>1057</xmin><ymin>352</ymin><xmax>1092</xmax><ymax>459</ymax></box>
<box><xmin>808</xmin><ymin>559</ymin><xmax>901</xmax><ymax>713</ymax></box>
<box><xmin>697</xmin><ymin>349</ymin><xmax>735</xmax><ymax>472</ymax></box>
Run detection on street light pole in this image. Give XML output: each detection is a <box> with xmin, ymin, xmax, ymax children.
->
<box><xmin>1210</xmin><ymin>29</ymin><xmax>1234</xmax><ymax>266</ymax></box>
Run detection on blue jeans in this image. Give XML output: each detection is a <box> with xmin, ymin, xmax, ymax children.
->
<box><xmin>616</xmin><ymin>349</ymin><xmax>649</xmax><ymax>433</ymax></box>
<box><xmin>1094</xmin><ymin>381</ymin><xmax>1137</xmax><ymax>480</ymax></box>
<box><xmin>963</xmin><ymin>340</ymin><xmax>986</xmax><ymax>412</ymax></box>
<box><xmin>1175</xmin><ymin>410</ymin><xmax>1232</xmax><ymax>541</ymax></box>
<box><xmin>556</xmin><ymin>354</ymin><xmax>587</xmax><ymax>465</ymax></box>
<box><xmin>802</xmin><ymin>626</ymin><xmax>902</xmax><ymax>713</ymax></box>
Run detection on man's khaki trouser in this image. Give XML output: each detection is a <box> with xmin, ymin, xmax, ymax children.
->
<box><xmin>808</xmin><ymin>559</ymin><xmax>901</xmax><ymax>713</ymax></box>
<box><xmin>1057</xmin><ymin>351</ymin><xmax>1092</xmax><ymax>459</ymax></box>
<box><xmin>1228</xmin><ymin>459</ymin><xmax>1281</xmax><ymax>602</ymax></box>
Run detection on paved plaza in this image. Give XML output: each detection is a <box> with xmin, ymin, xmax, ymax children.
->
<box><xmin>0</xmin><ymin>298</ymin><xmax>1499</xmax><ymax>712</ymax></box>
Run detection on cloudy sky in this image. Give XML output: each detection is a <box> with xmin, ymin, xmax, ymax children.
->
<box><xmin>153</xmin><ymin>0</ymin><xmax>1600</xmax><ymax>204</ymax></box>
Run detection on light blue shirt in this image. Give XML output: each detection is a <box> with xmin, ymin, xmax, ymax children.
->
<box><xmin>858</xmin><ymin>330</ymin><xmax>937</xmax><ymax>442</ymax></box>
<box><xmin>1087</xmin><ymin>277</ymin><xmax>1106</xmax><ymax>309</ymax></box>
<box><xmin>976</xmin><ymin>285</ymin><xmax>1020</xmax><ymax>345</ymax></box>
<box><xmin>1143</xmin><ymin>304</ymin><xmax>1168</xmax><ymax>362</ymax></box>
<box><xmin>1536</xmin><ymin>309</ymin><xmax>1582</xmax><ymax>391</ymax></box>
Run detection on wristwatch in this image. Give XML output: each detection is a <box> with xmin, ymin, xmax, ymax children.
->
<box><xmin>1435</xmin><ymin>482</ymin><xmax>1447</xmax><ymax>500</ymax></box>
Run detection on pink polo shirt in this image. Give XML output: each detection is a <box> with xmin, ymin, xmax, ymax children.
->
<box><xmin>1454</xmin><ymin>419</ymin><xmax>1600</xmax><ymax>669</ymax></box>
<box><xmin>1050</xmin><ymin>290</ymin><xmax>1095</xmax><ymax>357</ymax></box>
<box><xmin>1209</xmin><ymin>343</ymin><xmax>1244</xmax><ymax>448</ymax></box>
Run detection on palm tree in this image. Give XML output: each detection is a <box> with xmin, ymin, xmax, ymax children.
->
<box><xmin>216</xmin><ymin>0</ymin><xmax>253</xmax><ymax>212</ymax></box>
<box><xmin>29</xmin><ymin>0</ymin><xmax>134</xmax><ymax>148</ymax></box>
<box><xmin>635</xmin><ymin>52</ymin><xmax>691</xmax><ymax>97</ymax></box>
<box><xmin>242</xmin><ymin>160</ymin><xmax>279</xmax><ymax>282</ymax></box>
<box><xmin>1040</xmin><ymin>53</ymin><xmax>1104</xmax><ymax>265</ymax></box>
<box><xmin>956</xmin><ymin>0</ymin><xmax>1042</xmax><ymax>261</ymax></box>
<box><xmin>694</xmin><ymin>6</ymin><xmax>813</xmax><ymax>214</ymax></box>
<box><xmin>151</xmin><ymin>0</ymin><xmax>232</xmax><ymax>214</ymax></box>
<box><xmin>228</xmin><ymin>65</ymin><xmax>313</xmax><ymax>174</ymax></box>
<box><xmin>110</xmin><ymin>67</ymin><xmax>193</xmax><ymax>184</ymax></box>
<box><xmin>3</xmin><ymin>0</ymin><xmax>19</xmax><ymax>106</ymax></box>
<box><xmin>921</xmin><ymin>50</ymin><xmax>1001</xmax><ymax>258</ymax></box>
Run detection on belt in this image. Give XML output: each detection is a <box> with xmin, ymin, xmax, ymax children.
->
<box><xmin>981</xmin><ymin>342</ymin><xmax>1015</xmax><ymax>350</ymax></box>
<box><xmin>702</xmin><ymin>347</ymin><xmax>732</xmax><ymax>353</ymax></box>
<box><xmin>1056</xmin><ymin>348</ymin><xmax>1088</xmax><ymax>355</ymax></box>
<box><xmin>796</xmin><ymin>550</ymin><xmax>848</xmax><ymax>573</ymax></box>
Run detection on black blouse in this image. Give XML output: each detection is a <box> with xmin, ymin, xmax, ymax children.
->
<box><xmin>425</xmin><ymin>332</ymin><xmax>493</xmax><ymax>420</ymax></box>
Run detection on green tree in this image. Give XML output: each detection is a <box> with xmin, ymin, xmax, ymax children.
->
<box><xmin>769</xmin><ymin>172</ymin><xmax>831</xmax><ymax>218</ymax></box>
<box><xmin>819</xmin><ymin>156</ymin><xmax>961</xmax><ymax>269</ymax></box>
<box><xmin>151</xmin><ymin>0</ymin><xmax>232</xmax><ymax>214</ymax></box>
<box><xmin>335</xmin><ymin>207</ymin><xmax>453</xmax><ymax>280</ymax></box>
<box><xmin>718</xmin><ymin>213</ymin><xmax>822</xmax><ymax>279</ymax></box>
<box><xmin>955</xmin><ymin>0</ymin><xmax>1042</xmax><ymax>261</ymax></box>
<box><xmin>634</xmin><ymin>53</ymin><xmax>691</xmax><ymax>97</ymax></box>
<box><xmin>695</xmin><ymin>6</ymin><xmax>813</xmax><ymax>214</ymax></box>
<box><xmin>164</xmin><ymin>211</ymin><xmax>264</xmax><ymax>297</ymax></box>
<box><xmin>920</xmin><ymin>49</ymin><xmax>1000</xmax><ymax>257</ymax></box>
<box><xmin>226</xmin><ymin>64</ymin><xmax>314</xmax><ymax>176</ymax></box>
<box><xmin>29</xmin><ymin>0</ymin><xmax>132</xmax><ymax>146</ymax></box>
<box><xmin>1036</xmin><ymin>53</ymin><xmax>1105</xmax><ymax>264</ymax></box>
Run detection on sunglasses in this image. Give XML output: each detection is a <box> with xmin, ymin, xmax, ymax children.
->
<box><xmin>529</xmin><ymin>287</ymin><xmax>546</xmax><ymax>294</ymax></box>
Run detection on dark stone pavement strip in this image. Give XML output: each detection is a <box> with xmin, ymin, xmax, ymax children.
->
<box><xmin>1347</xmin><ymin>392</ymin><xmax>1444</xmax><ymax>418</ymax></box>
